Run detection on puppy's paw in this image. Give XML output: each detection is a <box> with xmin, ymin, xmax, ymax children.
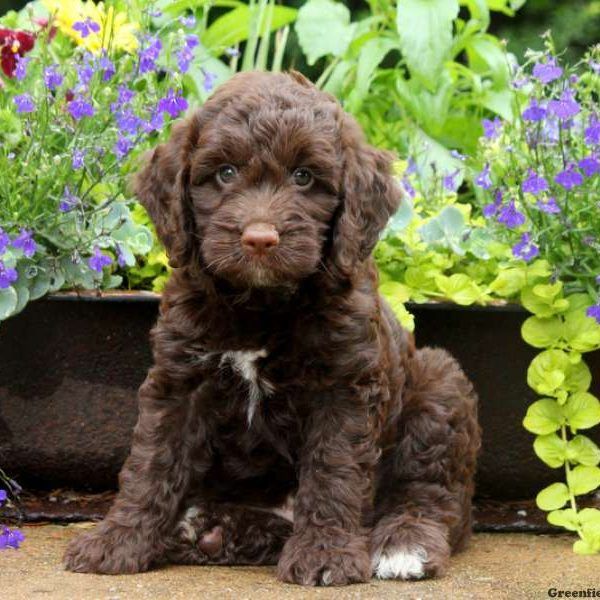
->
<box><xmin>370</xmin><ymin>514</ymin><xmax>450</xmax><ymax>580</ymax></box>
<box><xmin>277</xmin><ymin>527</ymin><xmax>371</xmax><ymax>586</ymax></box>
<box><xmin>64</xmin><ymin>522</ymin><xmax>155</xmax><ymax>574</ymax></box>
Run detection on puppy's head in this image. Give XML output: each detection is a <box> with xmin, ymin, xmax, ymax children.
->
<box><xmin>134</xmin><ymin>71</ymin><xmax>400</xmax><ymax>289</ymax></box>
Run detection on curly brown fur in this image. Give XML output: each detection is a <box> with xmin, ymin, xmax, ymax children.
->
<box><xmin>64</xmin><ymin>71</ymin><xmax>481</xmax><ymax>585</ymax></box>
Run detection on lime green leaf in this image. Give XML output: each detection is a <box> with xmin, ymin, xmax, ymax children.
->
<box><xmin>563</xmin><ymin>360</ymin><xmax>592</xmax><ymax>394</ymax></box>
<box><xmin>567</xmin><ymin>465</ymin><xmax>600</xmax><ymax>496</ymax></box>
<box><xmin>434</xmin><ymin>274</ymin><xmax>482</xmax><ymax>305</ymax></box>
<box><xmin>295</xmin><ymin>0</ymin><xmax>355</xmax><ymax>65</ymax></box>
<box><xmin>567</xmin><ymin>435</ymin><xmax>600</xmax><ymax>467</ymax></box>
<box><xmin>564</xmin><ymin>392</ymin><xmax>600</xmax><ymax>432</ymax></box>
<box><xmin>489</xmin><ymin>267</ymin><xmax>526</xmax><ymax>297</ymax></box>
<box><xmin>563</xmin><ymin>309</ymin><xmax>600</xmax><ymax>353</ymax></box>
<box><xmin>573</xmin><ymin>537</ymin><xmax>600</xmax><ymax>555</ymax></box>
<box><xmin>547</xmin><ymin>508</ymin><xmax>579</xmax><ymax>531</ymax></box>
<box><xmin>521</xmin><ymin>316</ymin><xmax>563</xmax><ymax>349</ymax></box>
<box><xmin>521</xmin><ymin>283</ymin><xmax>569</xmax><ymax>318</ymax></box>
<box><xmin>536</xmin><ymin>482</ymin><xmax>569</xmax><ymax>511</ymax></box>
<box><xmin>396</xmin><ymin>0</ymin><xmax>460</xmax><ymax>88</ymax></box>
<box><xmin>379</xmin><ymin>281</ymin><xmax>412</xmax><ymax>304</ymax></box>
<box><xmin>527</xmin><ymin>350</ymin><xmax>569</xmax><ymax>397</ymax></box>
<box><xmin>386</xmin><ymin>197</ymin><xmax>414</xmax><ymax>234</ymax></box>
<box><xmin>534</xmin><ymin>433</ymin><xmax>567</xmax><ymax>468</ymax></box>
<box><xmin>523</xmin><ymin>399</ymin><xmax>563</xmax><ymax>435</ymax></box>
<box><xmin>579</xmin><ymin>508</ymin><xmax>600</xmax><ymax>535</ymax></box>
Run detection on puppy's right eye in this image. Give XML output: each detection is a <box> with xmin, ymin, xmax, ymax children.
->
<box><xmin>216</xmin><ymin>164</ymin><xmax>237</xmax><ymax>185</ymax></box>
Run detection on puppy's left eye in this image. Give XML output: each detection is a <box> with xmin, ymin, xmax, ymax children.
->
<box><xmin>292</xmin><ymin>167</ymin><xmax>313</xmax><ymax>188</ymax></box>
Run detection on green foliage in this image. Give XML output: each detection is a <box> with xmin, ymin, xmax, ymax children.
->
<box><xmin>294</xmin><ymin>0</ymin><xmax>522</xmax><ymax>168</ymax></box>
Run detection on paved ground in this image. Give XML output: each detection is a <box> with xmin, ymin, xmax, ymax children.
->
<box><xmin>1</xmin><ymin>525</ymin><xmax>597</xmax><ymax>599</ymax></box>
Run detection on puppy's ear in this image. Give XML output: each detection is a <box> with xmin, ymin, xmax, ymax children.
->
<box><xmin>133</xmin><ymin>117</ymin><xmax>198</xmax><ymax>268</ymax></box>
<box><xmin>331</xmin><ymin>116</ymin><xmax>401</xmax><ymax>277</ymax></box>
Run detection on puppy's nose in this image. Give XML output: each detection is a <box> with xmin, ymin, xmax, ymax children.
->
<box><xmin>241</xmin><ymin>223</ymin><xmax>279</xmax><ymax>255</ymax></box>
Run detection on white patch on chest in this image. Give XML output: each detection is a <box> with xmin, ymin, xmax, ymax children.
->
<box><xmin>178</xmin><ymin>506</ymin><xmax>202</xmax><ymax>542</ymax></box>
<box><xmin>372</xmin><ymin>545</ymin><xmax>428</xmax><ymax>580</ymax></box>
<box><xmin>220</xmin><ymin>349</ymin><xmax>273</xmax><ymax>425</ymax></box>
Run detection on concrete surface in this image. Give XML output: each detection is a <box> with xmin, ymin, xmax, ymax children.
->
<box><xmin>1</xmin><ymin>525</ymin><xmax>598</xmax><ymax>599</ymax></box>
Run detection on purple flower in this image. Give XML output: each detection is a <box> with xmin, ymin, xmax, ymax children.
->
<box><xmin>579</xmin><ymin>155</ymin><xmax>600</xmax><ymax>177</ymax></box>
<box><xmin>157</xmin><ymin>89</ymin><xmax>188</xmax><ymax>118</ymax></box>
<box><xmin>113</xmin><ymin>136</ymin><xmax>134</xmax><ymax>160</ymax></box>
<box><xmin>512</xmin><ymin>232</ymin><xmax>539</xmax><ymax>262</ymax></box>
<box><xmin>12</xmin><ymin>228</ymin><xmax>36</xmax><ymax>257</ymax></box>
<box><xmin>203</xmin><ymin>70</ymin><xmax>217</xmax><ymax>93</ymax></box>
<box><xmin>111</xmin><ymin>85</ymin><xmax>135</xmax><ymax>112</ymax></box>
<box><xmin>497</xmin><ymin>199</ymin><xmax>526</xmax><ymax>229</ymax></box>
<box><xmin>0</xmin><ymin>489</ymin><xmax>7</xmax><ymax>505</ymax></box>
<box><xmin>555</xmin><ymin>164</ymin><xmax>583</xmax><ymax>190</ymax></box>
<box><xmin>0</xmin><ymin>526</ymin><xmax>25</xmax><ymax>550</ymax></box>
<box><xmin>177</xmin><ymin>46</ymin><xmax>194</xmax><ymax>73</ymax></box>
<box><xmin>13</xmin><ymin>93</ymin><xmax>35</xmax><ymax>114</ymax></box>
<box><xmin>44</xmin><ymin>64</ymin><xmax>63</xmax><ymax>90</ymax></box>
<box><xmin>536</xmin><ymin>196</ymin><xmax>560</xmax><ymax>214</ymax></box>
<box><xmin>401</xmin><ymin>176</ymin><xmax>415</xmax><ymax>198</ymax></box>
<box><xmin>72</xmin><ymin>148</ymin><xmax>85</xmax><ymax>170</ymax></box>
<box><xmin>115</xmin><ymin>244</ymin><xmax>127</xmax><ymax>267</ymax></box>
<box><xmin>115</xmin><ymin>109</ymin><xmax>142</xmax><ymax>135</ymax></box>
<box><xmin>142</xmin><ymin>111</ymin><xmax>164</xmax><ymax>134</ymax></box>
<box><xmin>0</xmin><ymin>228</ymin><xmax>10</xmax><ymax>254</ymax></box>
<box><xmin>225</xmin><ymin>47</ymin><xmax>240</xmax><ymax>58</ymax></box>
<box><xmin>522</xmin><ymin>169</ymin><xmax>549</xmax><ymax>195</ymax></box>
<box><xmin>443</xmin><ymin>169</ymin><xmax>460</xmax><ymax>192</ymax></box>
<box><xmin>532</xmin><ymin>57</ymin><xmax>563</xmax><ymax>84</ymax></box>
<box><xmin>88</xmin><ymin>246</ymin><xmax>112</xmax><ymax>273</ymax></box>
<box><xmin>186</xmin><ymin>35</ymin><xmax>199</xmax><ymax>49</ymax></box>
<box><xmin>548</xmin><ymin>90</ymin><xmax>580</xmax><ymax>120</ymax></box>
<box><xmin>482</xmin><ymin>117</ymin><xmax>502</xmax><ymax>140</ymax></box>
<box><xmin>483</xmin><ymin>189</ymin><xmax>503</xmax><ymax>218</ymax></box>
<box><xmin>72</xmin><ymin>18</ymin><xmax>100</xmax><ymax>38</ymax></box>
<box><xmin>522</xmin><ymin>99</ymin><xmax>546</xmax><ymax>122</ymax></box>
<box><xmin>68</xmin><ymin>96</ymin><xmax>94</xmax><ymax>120</ymax></box>
<box><xmin>14</xmin><ymin>55</ymin><xmax>30</xmax><ymax>81</ymax></box>
<box><xmin>587</xmin><ymin>304</ymin><xmax>600</xmax><ymax>324</ymax></box>
<box><xmin>98</xmin><ymin>54</ymin><xmax>115</xmax><ymax>81</ymax></box>
<box><xmin>0</xmin><ymin>260</ymin><xmax>18</xmax><ymax>289</ymax></box>
<box><xmin>76</xmin><ymin>59</ymin><xmax>94</xmax><ymax>87</ymax></box>
<box><xmin>179</xmin><ymin>14</ymin><xmax>196</xmax><ymax>28</ymax></box>
<box><xmin>59</xmin><ymin>186</ymin><xmax>79</xmax><ymax>212</ymax></box>
<box><xmin>585</xmin><ymin>116</ymin><xmax>600</xmax><ymax>145</ymax></box>
<box><xmin>475</xmin><ymin>163</ymin><xmax>492</xmax><ymax>190</ymax></box>
<box><xmin>139</xmin><ymin>36</ymin><xmax>162</xmax><ymax>74</ymax></box>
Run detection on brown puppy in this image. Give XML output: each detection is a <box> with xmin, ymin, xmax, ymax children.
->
<box><xmin>64</xmin><ymin>71</ymin><xmax>480</xmax><ymax>586</ymax></box>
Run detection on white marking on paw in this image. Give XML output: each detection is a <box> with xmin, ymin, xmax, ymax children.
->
<box><xmin>372</xmin><ymin>545</ymin><xmax>428</xmax><ymax>580</ymax></box>
<box><xmin>320</xmin><ymin>569</ymin><xmax>333</xmax><ymax>586</ymax></box>
<box><xmin>220</xmin><ymin>349</ymin><xmax>274</xmax><ymax>425</ymax></box>
<box><xmin>178</xmin><ymin>506</ymin><xmax>202</xmax><ymax>542</ymax></box>
<box><xmin>270</xmin><ymin>494</ymin><xmax>294</xmax><ymax>523</ymax></box>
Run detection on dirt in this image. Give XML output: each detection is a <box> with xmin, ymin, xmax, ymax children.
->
<box><xmin>1</xmin><ymin>524</ymin><xmax>598</xmax><ymax>599</ymax></box>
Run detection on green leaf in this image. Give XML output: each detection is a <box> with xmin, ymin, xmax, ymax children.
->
<box><xmin>295</xmin><ymin>0</ymin><xmax>355</xmax><ymax>65</ymax></box>
<box><xmin>527</xmin><ymin>350</ymin><xmax>569</xmax><ymax>397</ymax></box>
<box><xmin>534</xmin><ymin>433</ymin><xmax>567</xmax><ymax>468</ymax></box>
<box><xmin>0</xmin><ymin>286</ymin><xmax>18</xmax><ymax>320</ymax></box>
<box><xmin>521</xmin><ymin>316</ymin><xmax>563</xmax><ymax>349</ymax></box>
<box><xmin>521</xmin><ymin>283</ymin><xmax>569</xmax><ymax>318</ymax></box>
<box><xmin>205</xmin><ymin>4</ymin><xmax>297</xmax><ymax>51</ymax></box>
<box><xmin>563</xmin><ymin>360</ymin><xmax>592</xmax><ymax>394</ymax></box>
<box><xmin>563</xmin><ymin>309</ymin><xmax>600</xmax><ymax>353</ymax></box>
<box><xmin>536</xmin><ymin>482</ymin><xmax>569</xmax><ymax>511</ymax></box>
<box><xmin>567</xmin><ymin>465</ymin><xmax>600</xmax><ymax>496</ymax></box>
<box><xmin>489</xmin><ymin>267</ymin><xmax>526</xmax><ymax>297</ymax></box>
<box><xmin>523</xmin><ymin>399</ymin><xmax>563</xmax><ymax>435</ymax></box>
<box><xmin>573</xmin><ymin>537</ymin><xmax>600</xmax><ymax>555</ymax></box>
<box><xmin>465</xmin><ymin>34</ymin><xmax>510</xmax><ymax>89</ymax></box>
<box><xmin>567</xmin><ymin>435</ymin><xmax>600</xmax><ymax>467</ymax></box>
<box><xmin>396</xmin><ymin>0</ymin><xmax>460</xmax><ymax>88</ymax></box>
<box><xmin>419</xmin><ymin>206</ymin><xmax>467</xmax><ymax>255</ymax></box>
<box><xmin>547</xmin><ymin>508</ymin><xmax>579</xmax><ymax>531</ymax></box>
<box><xmin>564</xmin><ymin>392</ymin><xmax>600</xmax><ymax>432</ymax></box>
<box><xmin>345</xmin><ymin>36</ymin><xmax>398</xmax><ymax>110</ymax></box>
<box><xmin>435</xmin><ymin>273</ymin><xmax>482</xmax><ymax>305</ymax></box>
<box><xmin>579</xmin><ymin>508</ymin><xmax>600</xmax><ymax>535</ymax></box>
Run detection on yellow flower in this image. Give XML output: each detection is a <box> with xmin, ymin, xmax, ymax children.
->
<box><xmin>43</xmin><ymin>0</ymin><xmax>138</xmax><ymax>54</ymax></box>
